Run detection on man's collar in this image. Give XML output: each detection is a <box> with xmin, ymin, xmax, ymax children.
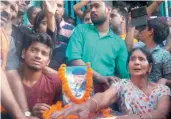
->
<box><xmin>145</xmin><ymin>45</ymin><xmax>160</xmax><ymax>53</ymax></box>
<box><xmin>90</xmin><ymin>25</ymin><xmax>115</xmax><ymax>38</ymax></box>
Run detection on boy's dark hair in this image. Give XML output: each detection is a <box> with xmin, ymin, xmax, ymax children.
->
<box><xmin>24</xmin><ymin>33</ymin><xmax>54</xmax><ymax>56</ymax></box>
<box><xmin>129</xmin><ymin>47</ymin><xmax>153</xmax><ymax>64</ymax></box>
<box><xmin>27</xmin><ymin>6</ymin><xmax>41</xmax><ymax>21</ymax></box>
<box><xmin>33</xmin><ymin>11</ymin><xmax>46</xmax><ymax>32</ymax></box>
<box><xmin>147</xmin><ymin>18</ymin><xmax>169</xmax><ymax>44</ymax></box>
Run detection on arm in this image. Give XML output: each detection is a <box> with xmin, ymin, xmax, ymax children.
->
<box><xmin>69</xmin><ymin>59</ymin><xmax>101</xmax><ymax>81</ymax></box>
<box><xmin>43</xmin><ymin>66</ymin><xmax>57</xmax><ymax>75</ymax></box>
<box><xmin>117</xmin><ymin>95</ymin><xmax>170</xmax><ymax>119</ymax></box>
<box><xmin>125</xmin><ymin>26</ymin><xmax>135</xmax><ymax>52</ymax></box>
<box><xmin>44</xmin><ymin>0</ymin><xmax>57</xmax><ymax>32</ymax></box>
<box><xmin>51</xmin><ymin>86</ymin><xmax>118</xmax><ymax>119</ymax></box>
<box><xmin>5</xmin><ymin>70</ymin><xmax>29</xmax><ymax>113</ymax></box>
<box><xmin>70</xmin><ymin>59</ymin><xmax>116</xmax><ymax>86</ymax></box>
<box><xmin>1</xmin><ymin>68</ymin><xmax>27</xmax><ymax>119</ymax></box>
<box><xmin>115</xmin><ymin>40</ymin><xmax>129</xmax><ymax>78</ymax></box>
<box><xmin>146</xmin><ymin>1</ymin><xmax>163</xmax><ymax>16</ymax></box>
<box><xmin>73</xmin><ymin>0</ymin><xmax>89</xmax><ymax>19</ymax></box>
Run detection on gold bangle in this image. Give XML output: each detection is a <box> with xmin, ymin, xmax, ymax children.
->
<box><xmin>91</xmin><ymin>98</ymin><xmax>98</xmax><ymax>112</ymax></box>
<box><xmin>147</xmin><ymin>113</ymin><xmax>152</xmax><ymax>119</ymax></box>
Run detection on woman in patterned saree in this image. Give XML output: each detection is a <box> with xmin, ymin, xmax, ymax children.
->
<box><xmin>51</xmin><ymin>47</ymin><xmax>171</xmax><ymax>119</ymax></box>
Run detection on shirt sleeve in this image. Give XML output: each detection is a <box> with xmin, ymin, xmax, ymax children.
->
<box><xmin>6</xmin><ymin>36</ymin><xmax>20</xmax><ymax>70</ymax></box>
<box><xmin>115</xmin><ymin>40</ymin><xmax>130</xmax><ymax>78</ymax></box>
<box><xmin>66</xmin><ymin>25</ymin><xmax>84</xmax><ymax>62</ymax></box>
<box><xmin>158</xmin><ymin>85</ymin><xmax>171</xmax><ymax>99</ymax></box>
<box><xmin>47</xmin><ymin>28</ymin><xmax>56</xmax><ymax>47</ymax></box>
<box><xmin>162</xmin><ymin>51</ymin><xmax>171</xmax><ymax>80</ymax></box>
<box><xmin>51</xmin><ymin>74</ymin><xmax>62</xmax><ymax>102</ymax></box>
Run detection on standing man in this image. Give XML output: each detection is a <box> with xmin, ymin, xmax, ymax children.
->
<box><xmin>55</xmin><ymin>0</ymin><xmax>75</xmax><ymax>43</ymax></box>
<box><xmin>66</xmin><ymin>0</ymin><xmax>129</xmax><ymax>93</ymax></box>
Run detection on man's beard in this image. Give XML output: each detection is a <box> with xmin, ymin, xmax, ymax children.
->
<box><xmin>27</xmin><ymin>65</ymin><xmax>41</xmax><ymax>71</ymax></box>
<box><xmin>91</xmin><ymin>16</ymin><xmax>107</xmax><ymax>26</ymax></box>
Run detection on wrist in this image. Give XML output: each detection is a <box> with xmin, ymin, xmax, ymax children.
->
<box><xmin>45</xmin><ymin>10</ymin><xmax>55</xmax><ymax>16</ymax></box>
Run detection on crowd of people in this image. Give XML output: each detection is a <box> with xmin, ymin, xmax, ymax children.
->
<box><xmin>0</xmin><ymin>0</ymin><xmax>171</xmax><ymax>119</ymax></box>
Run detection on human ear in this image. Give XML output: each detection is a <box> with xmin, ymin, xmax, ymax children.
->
<box><xmin>148</xmin><ymin>63</ymin><xmax>152</xmax><ymax>74</ymax></box>
<box><xmin>21</xmin><ymin>49</ymin><xmax>26</xmax><ymax>59</ymax></box>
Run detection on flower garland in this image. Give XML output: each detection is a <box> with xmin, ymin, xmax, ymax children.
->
<box><xmin>43</xmin><ymin>101</ymin><xmax>78</xmax><ymax>119</ymax></box>
<box><xmin>43</xmin><ymin>101</ymin><xmax>113</xmax><ymax>119</ymax></box>
<box><xmin>58</xmin><ymin>64</ymin><xmax>93</xmax><ymax>104</ymax></box>
<box><xmin>43</xmin><ymin>64</ymin><xmax>114</xmax><ymax>119</ymax></box>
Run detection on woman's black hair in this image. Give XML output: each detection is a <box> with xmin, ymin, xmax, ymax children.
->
<box><xmin>33</xmin><ymin>11</ymin><xmax>46</xmax><ymax>33</ymax></box>
<box><xmin>129</xmin><ymin>47</ymin><xmax>153</xmax><ymax>64</ymax></box>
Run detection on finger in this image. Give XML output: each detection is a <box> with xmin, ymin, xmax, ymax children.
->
<box><xmin>51</xmin><ymin>109</ymin><xmax>67</xmax><ymax>119</ymax></box>
<box><xmin>105</xmin><ymin>80</ymin><xmax>110</xmax><ymax>86</ymax></box>
<box><xmin>63</xmin><ymin>107</ymin><xmax>78</xmax><ymax>118</ymax></box>
<box><xmin>32</xmin><ymin>110</ymin><xmax>44</xmax><ymax>118</ymax></box>
<box><xmin>35</xmin><ymin>103</ymin><xmax>51</xmax><ymax>109</ymax></box>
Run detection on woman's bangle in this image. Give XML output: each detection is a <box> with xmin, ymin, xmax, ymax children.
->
<box><xmin>147</xmin><ymin>113</ymin><xmax>152</xmax><ymax>119</ymax></box>
<box><xmin>91</xmin><ymin>98</ymin><xmax>98</xmax><ymax>112</ymax></box>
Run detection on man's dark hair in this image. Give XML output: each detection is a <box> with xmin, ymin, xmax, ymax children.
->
<box><xmin>33</xmin><ymin>11</ymin><xmax>46</xmax><ymax>32</ymax></box>
<box><xmin>113</xmin><ymin>6</ymin><xmax>129</xmax><ymax>29</ymax></box>
<box><xmin>104</xmin><ymin>1</ymin><xmax>113</xmax><ymax>8</ymax></box>
<box><xmin>113</xmin><ymin>1</ymin><xmax>129</xmax><ymax>12</ymax></box>
<box><xmin>27</xmin><ymin>6</ymin><xmax>41</xmax><ymax>21</ymax></box>
<box><xmin>147</xmin><ymin>18</ymin><xmax>169</xmax><ymax>44</ymax></box>
<box><xmin>129</xmin><ymin>47</ymin><xmax>153</xmax><ymax>64</ymax></box>
<box><xmin>24</xmin><ymin>33</ymin><xmax>54</xmax><ymax>56</ymax></box>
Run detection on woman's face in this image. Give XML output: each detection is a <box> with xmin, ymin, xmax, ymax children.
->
<box><xmin>129</xmin><ymin>50</ymin><xmax>151</xmax><ymax>77</ymax></box>
<box><xmin>39</xmin><ymin>17</ymin><xmax>47</xmax><ymax>33</ymax></box>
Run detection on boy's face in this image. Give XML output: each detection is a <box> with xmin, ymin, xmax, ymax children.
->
<box><xmin>23</xmin><ymin>42</ymin><xmax>50</xmax><ymax>71</ymax></box>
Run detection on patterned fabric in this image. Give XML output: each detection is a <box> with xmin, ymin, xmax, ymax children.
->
<box><xmin>58</xmin><ymin>19</ymin><xmax>74</xmax><ymax>43</ymax></box>
<box><xmin>149</xmin><ymin>45</ymin><xmax>171</xmax><ymax>82</ymax></box>
<box><xmin>112</xmin><ymin>79</ymin><xmax>171</xmax><ymax>115</ymax></box>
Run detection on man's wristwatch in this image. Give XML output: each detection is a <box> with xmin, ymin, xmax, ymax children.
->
<box><xmin>24</xmin><ymin>111</ymin><xmax>31</xmax><ymax>116</ymax></box>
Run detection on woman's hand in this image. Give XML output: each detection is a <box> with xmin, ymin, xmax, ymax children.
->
<box><xmin>44</xmin><ymin>0</ymin><xmax>57</xmax><ymax>15</ymax></box>
<box><xmin>51</xmin><ymin>103</ymin><xmax>91</xmax><ymax>119</ymax></box>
